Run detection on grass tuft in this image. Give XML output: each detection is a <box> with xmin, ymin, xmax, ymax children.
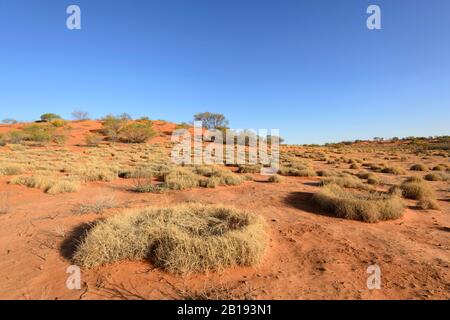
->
<box><xmin>73</xmin><ymin>204</ymin><xmax>267</xmax><ymax>274</ymax></box>
<box><xmin>313</xmin><ymin>184</ymin><xmax>404</xmax><ymax>223</ymax></box>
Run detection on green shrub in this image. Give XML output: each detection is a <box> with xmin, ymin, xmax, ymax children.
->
<box><xmin>22</xmin><ymin>124</ymin><xmax>56</xmax><ymax>143</ymax></box>
<box><xmin>7</xmin><ymin>130</ymin><xmax>26</xmax><ymax>144</ymax></box>
<box><xmin>40</xmin><ymin>113</ymin><xmax>61</xmax><ymax>122</ymax></box>
<box><xmin>119</xmin><ymin>121</ymin><xmax>156</xmax><ymax>143</ymax></box>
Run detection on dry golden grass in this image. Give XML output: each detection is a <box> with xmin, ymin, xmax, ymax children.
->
<box><xmin>9</xmin><ymin>175</ymin><xmax>79</xmax><ymax>194</ymax></box>
<box><xmin>313</xmin><ymin>184</ymin><xmax>404</xmax><ymax>223</ymax></box>
<box><xmin>381</xmin><ymin>166</ymin><xmax>406</xmax><ymax>175</ymax></box>
<box><xmin>73</xmin><ymin>203</ymin><xmax>266</xmax><ymax>274</ymax></box>
<box><xmin>410</xmin><ymin>163</ymin><xmax>428</xmax><ymax>171</ymax></box>
<box><xmin>319</xmin><ymin>174</ymin><xmax>373</xmax><ymax>190</ymax></box>
<box><xmin>0</xmin><ymin>164</ymin><xmax>25</xmax><ymax>176</ymax></box>
<box><xmin>424</xmin><ymin>172</ymin><xmax>448</xmax><ymax>181</ymax></box>
<box><xmin>267</xmin><ymin>174</ymin><xmax>283</xmax><ymax>183</ymax></box>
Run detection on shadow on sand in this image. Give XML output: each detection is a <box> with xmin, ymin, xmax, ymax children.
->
<box><xmin>60</xmin><ymin>222</ymin><xmax>98</xmax><ymax>261</ymax></box>
<box><xmin>283</xmin><ymin>191</ymin><xmax>335</xmax><ymax>219</ymax></box>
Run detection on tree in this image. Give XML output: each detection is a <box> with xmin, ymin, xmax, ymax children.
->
<box><xmin>119</xmin><ymin>113</ymin><xmax>132</xmax><ymax>121</ymax></box>
<box><xmin>71</xmin><ymin>110</ymin><xmax>90</xmax><ymax>121</ymax></box>
<box><xmin>40</xmin><ymin>113</ymin><xmax>61</xmax><ymax>122</ymax></box>
<box><xmin>2</xmin><ymin>118</ymin><xmax>18</xmax><ymax>124</ymax></box>
<box><xmin>193</xmin><ymin>112</ymin><xmax>229</xmax><ymax>129</ymax></box>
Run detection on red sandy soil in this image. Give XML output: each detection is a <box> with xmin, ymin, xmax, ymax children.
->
<box><xmin>0</xmin><ymin>121</ymin><xmax>449</xmax><ymax>300</ymax></box>
<box><xmin>0</xmin><ymin>175</ymin><xmax>448</xmax><ymax>300</ymax></box>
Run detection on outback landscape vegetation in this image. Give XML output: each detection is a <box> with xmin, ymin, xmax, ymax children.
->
<box><xmin>0</xmin><ymin>113</ymin><xmax>448</xmax><ymax>300</ymax></box>
<box><xmin>1</xmin><ymin>0</ymin><xmax>449</xmax><ymax>304</ymax></box>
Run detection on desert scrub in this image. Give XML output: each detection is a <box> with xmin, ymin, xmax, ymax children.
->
<box><xmin>397</xmin><ymin>179</ymin><xmax>440</xmax><ymax>209</ymax></box>
<box><xmin>424</xmin><ymin>172</ymin><xmax>448</xmax><ymax>181</ymax></box>
<box><xmin>73</xmin><ymin>204</ymin><xmax>267</xmax><ymax>274</ymax></box>
<box><xmin>22</xmin><ymin>124</ymin><xmax>56</xmax><ymax>143</ymax></box>
<box><xmin>46</xmin><ymin>180</ymin><xmax>80</xmax><ymax>194</ymax></box>
<box><xmin>237</xmin><ymin>164</ymin><xmax>261</xmax><ymax>174</ymax></box>
<box><xmin>349</xmin><ymin>163</ymin><xmax>360</xmax><ymax>170</ymax></box>
<box><xmin>193</xmin><ymin>165</ymin><xmax>243</xmax><ymax>188</ymax></box>
<box><xmin>119</xmin><ymin>121</ymin><xmax>156</xmax><ymax>143</ymax></box>
<box><xmin>319</xmin><ymin>174</ymin><xmax>372</xmax><ymax>190</ymax></box>
<box><xmin>267</xmin><ymin>174</ymin><xmax>283</xmax><ymax>183</ymax></box>
<box><xmin>381</xmin><ymin>166</ymin><xmax>406</xmax><ymax>175</ymax></box>
<box><xmin>432</xmin><ymin>164</ymin><xmax>447</xmax><ymax>171</ymax></box>
<box><xmin>85</xmin><ymin>133</ymin><xmax>103</xmax><ymax>147</ymax></box>
<box><xmin>278</xmin><ymin>166</ymin><xmax>316</xmax><ymax>177</ymax></box>
<box><xmin>0</xmin><ymin>164</ymin><xmax>24</xmax><ymax>176</ymax></box>
<box><xmin>9</xmin><ymin>175</ymin><xmax>79</xmax><ymax>194</ymax></box>
<box><xmin>77</xmin><ymin>167</ymin><xmax>118</xmax><ymax>182</ymax></box>
<box><xmin>410</xmin><ymin>163</ymin><xmax>428</xmax><ymax>171</ymax></box>
<box><xmin>313</xmin><ymin>184</ymin><xmax>404</xmax><ymax>223</ymax></box>
<box><xmin>164</xmin><ymin>167</ymin><xmax>201</xmax><ymax>190</ymax></box>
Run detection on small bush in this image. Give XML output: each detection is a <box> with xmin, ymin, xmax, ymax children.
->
<box><xmin>164</xmin><ymin>167</ymin><xmax>201</xmax><ymax>190</ymax></box>
<box><xmin>405</xmin><ymin>176</ymin><xmax>423</xmax><ymax>183</ymax></box>
<box><xmin>410</xmin><ymin>163</ymin><xmax>428</xmax><ymax>171</ymax></box>
<box><xmin>7</xmin><ymin>131</ymin><xmax>26</xmax><ymax>144</ymax></box>
<box><xmin>0</xmin><ymin>164</ymin><xmax>24</xmax><ymax>176</ymax></box>
<box><xmin>319</xmin><ymin>174</ymin><xmax>372</xmax><ymax>190</ymax></box>
<box><xmin>237</xmin><ymin>164</ymin><xmax>261</xmax><ymax>174</ymax></box>
<box><xmin>432</xmin><ymin>164</ymin><xmax>446</xmax><ymax>171</ymax></box>
<box><xmin>73</xmin><ymin>204</ymin><xmax>267</xmax><ymax>274</ymax></box>
<box><xmin>78</xmin><ymin>167</ymin><xmax>118</xmax><ymax>182</ymax></box>
<box><xmin>381</xmin><ymin>166</ymin><xmax>406</xmax><ymax>175</ymax></box>
<box><xmin>9</xmin><ymin>175</ymin><xmax>79</xmax><ymax>194</ymax></box>
<box><xmin>101</xmin><ymin>115</ymin><xmax>126</xmax><ymax>141</ymax></box>
<box><xmin>278</xmin><ymin>167</ymin><xmax>316</xmax><ymax>177</ymax></box>
<box><xmin>399</xmin><ymin>180</ymin><xmax>436</xmax><ymax>201</ymax></box>
<box><xmin>40</xmin><ymin>113</ymin><xmax>61</xmax><ymax>122</ymax></box>
<box><xmin>22</xmin><ymin>124</ymin><xmax>56</xmax><ymax>143</ymax></box>
<box><xmin>50</xmin><ymin>119</ymin><xmax>67</xmax><ymax>127</ymax></box>
<box><xmin>119</xmin><ymin>121</ymin><xmax>156</xmax><ymax>143</ymax></box>
<box><xmin>85</xmin><ymin>133</ymin><xmax>103</xmax><ymax>147</ymax></box>
<box><xmin>0</xmin><ymin>135</ymin><xmax>5</xmax><ymax>146</ymax></box>
<box><xmin>267</xmin><ymin>175</ymin><xmax>283</xmax><ymax>183</ymax></box>
<box><xmin>417</xmin><ymin>198</ymin><xmax>440</xmax><ymax>210</ymax></box>
<box><xmin>46</xmin><ymin>180</ymin><xmax>80</xmax><ymax>195</ymax></box>
<box><xmin>313</xmin><ymin>184</ymin><xmax>404</xmax><ymax>223</ymax></box>
<box><xmin>349</xmin><ymin>163</ymin><xmax>360</xmax><ymax>170</ymax></box>
<box><xmin>424</xmin><ymin>172</ymin><xmax>448</xmax><ymax>181</ymax></box>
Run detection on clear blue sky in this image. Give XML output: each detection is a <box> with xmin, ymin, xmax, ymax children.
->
<box><xmin>0</xmin><ymin>0</ymin><xmax>449</xmax><ymax>144</ymax></box>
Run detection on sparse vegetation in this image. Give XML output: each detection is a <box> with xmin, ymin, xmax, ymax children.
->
<box><xmin>410</xmin><ymin>163</ymin><xmax>428</xmax><ymax>171</ymax></box>
<box><xmin>73</xmin><ymin>204</ymin><xmax>267</xmax><ymax>274</ymax></box>
<box><xmin>313</xmin><ymin>184</ymin><xmax>404</xmax><ymax>223</ymax></box>
<box><xmin>9</xmin><ymin>175</ymin><xmax>79</xmax><ymax>194</ymax></box>
<box><xmin>381</xmin><ymin>166</ymin><xmax>406</xmax><ymax>175</ymax></box>
<box><xmin>85</xmin><ymin>133</ymin><xmax>103</xmax><ymax>146</ymax></box>
<box><xmin>40</xmin><ymin>113</ymin><xmax>62</xmax><ymax>122</ymax></box>
<box><xmin>267</xmin><ymin>175</ymin><xmax>283</xmax><ymax>183</ymax></box>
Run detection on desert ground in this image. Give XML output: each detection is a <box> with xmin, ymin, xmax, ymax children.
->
<box><xmin>0</xmin><ymin>119</ymin><xmax>449</xmax><ymax>300</ymax></box>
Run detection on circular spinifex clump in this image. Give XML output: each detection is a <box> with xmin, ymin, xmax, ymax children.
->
<box><xmin>313</xmin><ymin>184</ymin><xmax>405</xmax><ymax>223</ymax></box>
<box><xmin>73</xmin><ymin>204</ymin><xmax>266</xmax><ymax>274</ymax></box>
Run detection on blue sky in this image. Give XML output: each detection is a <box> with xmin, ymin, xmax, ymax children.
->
<box><xmin>0</xmin><ymin>0</ymin><xmax>449</xmax><ymax>144</ymax></box>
